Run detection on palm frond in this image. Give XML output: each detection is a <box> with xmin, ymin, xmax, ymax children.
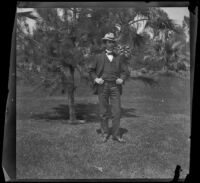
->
<box><xmin>143</xmin><ymin>55</ymin><xmax>151</xmax><ymax>61</ymax></box>
<box><xmin>171</xmin><ymin>41</ymin><xmax>182</xmax><ymax>50</ymax></box>
<box><xmin>17</xmin><ymin>11</ymin><xmax>39</xmax><ymax>20</ymax></box>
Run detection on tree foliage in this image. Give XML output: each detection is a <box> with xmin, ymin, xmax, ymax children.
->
<box><xmin>142</xmin><ymin>13</ymin><xmax>190</xmax><ymax>72</ymax></box>
<box><xmin>17</xmin><ymin>7</ymin><xmax>188</xmax><ymax>87</ymax></box>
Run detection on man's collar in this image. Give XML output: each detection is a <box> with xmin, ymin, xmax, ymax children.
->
<box><xmin>105</xmin><ymin>49</ymin><xmax>114</xmax><ymax>55</ymax></box>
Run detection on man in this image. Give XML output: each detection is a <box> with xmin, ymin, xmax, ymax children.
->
<box><xmin>88</xmin><ymin>33</ymin><xmax>130</xmax><ymax>143</ymax></box>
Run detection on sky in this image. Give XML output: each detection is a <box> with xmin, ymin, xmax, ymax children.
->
<box><xmin>161</xmin><ymin>7</ymin><xmax>189</xmax><ymax>25</ymax></box>
<box><xmin>161</xmin><ymin>7</ymin><xmax>189</xmax><ymax>41</ymax></box>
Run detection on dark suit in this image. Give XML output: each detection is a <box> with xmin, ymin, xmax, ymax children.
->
<box><xmin>88</xmin><ymin>52</ymin><xmax>129</xmax><ymax>95</ymax></box>
<box><xmin>88</xmin><ymin>52</ymin><xmax>130</xmax><ymax>138</ymax></box>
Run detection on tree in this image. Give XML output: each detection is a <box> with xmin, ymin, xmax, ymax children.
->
<box><xmin>16</xmin><ymin>9</ymin><xmax>42</xmax><ymax>84</ymax></box>
<box><xmin>17</xmin><ymin>8</ymin><xmax>94</xmax><ymax>123</ymax></box>
<box><xmin>142</xmin><ymin>10</ymin><xmax>190</xmax><ymax>73</ymax></box>
<box><xmin>183</xmin><ymin>15</ymin><xmax>189</xmax><ymax>35</ymax></box>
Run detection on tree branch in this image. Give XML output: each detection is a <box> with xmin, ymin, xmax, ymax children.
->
<box><xmin>129</xmin><ymin>18</ymin><xmax>150</xmax><ymax>25</ymax></box>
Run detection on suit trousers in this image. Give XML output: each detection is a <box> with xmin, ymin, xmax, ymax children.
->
<box><xmin>98</xmin><ymin>81</ymin><xmax>121</xmax><ymax>138</ymax></box>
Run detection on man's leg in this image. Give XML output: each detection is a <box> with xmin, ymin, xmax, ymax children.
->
<box><xmin>110</xmin><ymin>86</ymin><xmax>121</xmax><ymax>138</ymax></box>
<box><xmin>98</xmin><ymin>85</ymin><xmax>110</xmax><ymax>136</ymax></box>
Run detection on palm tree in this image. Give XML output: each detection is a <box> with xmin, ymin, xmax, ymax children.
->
<box><xmin>143</xmin><ymin>13</ymin><xmax>189</xmax><ymax>73</ymax></box>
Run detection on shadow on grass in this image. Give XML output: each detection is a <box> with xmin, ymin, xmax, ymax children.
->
<box><xmin>31</xmin><ymin>103</ymin><xmax>139</xmax><ymax>124</ymax></box>
<box><xmin>96</xmin><ymin>127</ymin><xmax>128</xmax><ymax>138</ymax></box>
<box><xmin>129</xmin><ymin>75</ymin><xmax>160</xmax><ymax>87</ymax></box>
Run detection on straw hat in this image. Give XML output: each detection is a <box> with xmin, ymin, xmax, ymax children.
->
<box><xmin>102</xmin><ymin>32</ymin><xmax>116</xmax><ymax>42</ymax></box>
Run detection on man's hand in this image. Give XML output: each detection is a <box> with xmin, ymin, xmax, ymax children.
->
<box><xmin>94</xmin><ymin>78</ymin><xmax>104</xmax><ymax>85</ymax></box>
<box><xmin>116</xmin><ymin>78</ymin><xmax>123</xmax><ymax>85</ymax></box>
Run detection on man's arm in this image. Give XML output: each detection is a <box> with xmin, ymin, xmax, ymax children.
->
<box><xmin>88</xmin><ymin>55</ymin><xmax>98</xmax><ymax>82</ymax></box>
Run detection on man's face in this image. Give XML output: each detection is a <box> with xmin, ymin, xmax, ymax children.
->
<box><xmin>105</xmin><ymin>40</ymin><xmax>115</xmax><ymax>51</ymax></box>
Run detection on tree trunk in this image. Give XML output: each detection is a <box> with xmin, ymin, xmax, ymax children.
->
<box><xmin>67</xmin><ymin>66</ymin><xmax>76</xmax><ymax>123</ymax></box>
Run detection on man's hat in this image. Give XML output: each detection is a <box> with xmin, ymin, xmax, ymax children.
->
<box><xmin>102</xmin><ymin>32</ymin><xmax>116</xmax><ymax>42</ymax></box>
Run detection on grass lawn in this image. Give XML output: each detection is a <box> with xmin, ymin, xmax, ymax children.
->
<box><xmin>16</xmin><ymin>74</ymin><xmax>190</xmax><ymax>179</ymax></box>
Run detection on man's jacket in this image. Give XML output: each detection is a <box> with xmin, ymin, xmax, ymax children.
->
<box><xmin>88</xmin><ymin>52</ymin><xmax>130</xmax><ymax>95</ymax></box>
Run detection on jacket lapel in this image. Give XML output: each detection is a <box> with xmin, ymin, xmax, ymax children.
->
<box><xmin>98</xmin><ymin>53</ymin><xmax>106</xmax><ymax>76</ymax></box>
<box><xmin>113</xmin><ymin>54</ymin><xmax>120</xmax><ymax>71</ymax></box>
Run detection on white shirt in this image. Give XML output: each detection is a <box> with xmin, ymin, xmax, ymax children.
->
<box><xmin>105</xmin><ymin>50</ymin><xmax>114</xmax><ymax>62</ymax></box>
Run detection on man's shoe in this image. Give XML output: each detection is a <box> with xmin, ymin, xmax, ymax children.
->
<box><xmin>112</xmin><ymin>136</ymin><xmax>126</xmax><ymax>143</ymax></box>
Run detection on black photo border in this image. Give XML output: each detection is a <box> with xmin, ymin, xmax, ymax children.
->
<box><xmin>1</xmin><ymin>1</ymin><xmax>199</xmax><ymax>182</ymax></box>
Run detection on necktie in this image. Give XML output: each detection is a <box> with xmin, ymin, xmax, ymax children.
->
<box><xmin>106</xmin><ymin>51</ymin><xmax>113</xmax><ymax>55</ymax></box>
